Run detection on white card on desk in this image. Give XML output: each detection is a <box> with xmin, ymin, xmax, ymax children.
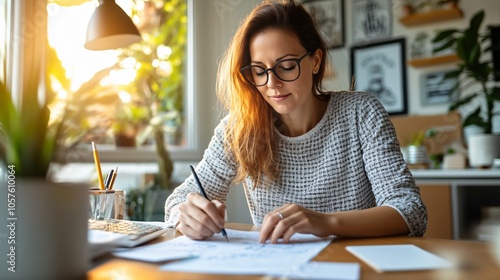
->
<box><xmin>346</xmin><ymin>244</ymin><xmax>454</xmax><ymax>272</ymax></box>
<box><xmin>112</xmin><ymin>246</ymin><xmax>195</xmax><ymax>263</ymax></box>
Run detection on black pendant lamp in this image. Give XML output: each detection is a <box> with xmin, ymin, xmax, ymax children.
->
<box><xmin>84</xmin><ymin>0</ymin><xmax>141</xmax><ymax>50</ymax></box>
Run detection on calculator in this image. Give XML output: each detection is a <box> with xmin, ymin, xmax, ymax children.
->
<box><xmin>88</xmin><ymin>219</ymin><xmax>170</xmax><ymax>248</ymax></box>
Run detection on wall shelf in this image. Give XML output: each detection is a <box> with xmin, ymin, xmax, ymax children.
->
<box><xmin>399</xmin><ymin>6</ymin><xmax>464</xmax><ymax>26</ymax></box>
<box><xmin>407</xmin><ymin>53</ymin><xmax>460</xmax><ymax>67</ymax></box>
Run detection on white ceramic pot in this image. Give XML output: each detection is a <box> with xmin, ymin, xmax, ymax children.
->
<box><xmin>463</xmin><ymin>125</ymin><xmax>485</xmax><ymax>147</ymax></box>
<box><xmin>0</xmin><ymin>178</ymin><xmax>89</xmax><ymax>280</ymax></box>
<box><xmin>468</xmin><ymin>134</ymin><xmax>500</xmax><ymax>168</ymax></box>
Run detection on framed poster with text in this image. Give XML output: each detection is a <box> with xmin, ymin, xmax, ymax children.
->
<box><xmin>350</xmin><ymin>38</ymin><xmax>407</xmax><ymax>115</ymax></box>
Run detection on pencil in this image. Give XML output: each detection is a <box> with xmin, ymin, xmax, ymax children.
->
<box><xmin>91</xmin><ymin>142</ymin><xmax>105</xmax><ymax>190</ymax></box>
<box><xmin>189</xmin><ymin>165</ymin><xmax>229</xmax><ymax>242</ymax></box>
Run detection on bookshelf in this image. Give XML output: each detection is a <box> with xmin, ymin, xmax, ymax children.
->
<box><xmin>399</xmin><ymin>6</ymin><xmax>464</xmax><ymax>27</ymax></box>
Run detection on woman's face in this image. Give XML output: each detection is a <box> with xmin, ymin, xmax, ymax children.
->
<box><xmin>248</xmin><ymin>28</ymin><xmax>321</xmax><ymax>117</ymax></box>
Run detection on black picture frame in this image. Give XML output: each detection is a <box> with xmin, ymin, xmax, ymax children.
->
<box><xmin>421</xmin><ymin>70</ymin><xmax>459</xmax><ymax>105</ymax></box>
<box><xmin>352</xmin><ymin>0</ymin><xmax>392</xmax><ymax>44</ymax></box>
<box><xmin>350</xmin><ymin>38</ymin><xmax>407</xmax><ymax>115</ymax></box>
<box><xmin>302</xmin><ymin>0</ymin><xmax>345</xmax><ymax>49</ymax></box>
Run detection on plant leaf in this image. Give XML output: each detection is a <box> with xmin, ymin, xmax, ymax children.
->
<box><xmin>432</xmin><ymin>29</ymin><xmax>458</xmax><ymax>43</ymax></box>
<box><xmin>443</xmin><ymin>69</ymin><xmax>462</xmax><ymax>80</ymax></box>
<box><xmin>449</xmin><ymin>93</ymin><xmax>478</xmax><ymax>111</ymax></box>
<box><xmin>492</xmin><ymin>87</ymin><xmax>500</xmax><ymax>101</ymax></box>
<box><xmin>469</xmin><ymin>10</ymin><xmax>485</xmax><ymax>35</ymax></box>
<box><xmin>462</xmin><ymin>107</ymin><xmax>487</xmax><ymax>128</ymax></box>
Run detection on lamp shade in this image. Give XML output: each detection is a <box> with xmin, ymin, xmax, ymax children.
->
<box><xmin>84</xmin><ymin>0</ymin><xmax>141</xmax><ymax>50</ymax></box>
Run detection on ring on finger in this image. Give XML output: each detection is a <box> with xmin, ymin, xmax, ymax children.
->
<box><xmin>277</xmin><ymin>212</ymin><xmax>284</xmax><ymax>220</ymax></box>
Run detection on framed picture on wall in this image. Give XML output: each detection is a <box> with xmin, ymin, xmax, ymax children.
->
<box><xmin>350</xmin><ymin>38</ymin><xmax>407</xmax><ymax>115</ymax></box>
<box><xmin>352</xmin><ymin>0</ymin><xmax>392</xmax><ymax>44</ymax></box>
<box><xmin>302</xmin><ymin>0</ymin><xmax>345</xmax><ymax>49</ymax></box>
<box><xmin>421</xmin><ymin>70</ymin><xmax>459</xmax><ymax>105</ymax></box>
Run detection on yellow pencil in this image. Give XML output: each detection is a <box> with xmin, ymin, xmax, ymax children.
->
<box><xmin>91</xmin><ymin>142</ymin><xmax>105</xmax><ymax>190</ymax></box>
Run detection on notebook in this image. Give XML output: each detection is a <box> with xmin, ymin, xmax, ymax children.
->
<box><xmin>346</xmin><ymin>244</ymin><xmax>454</xmax><ymax>272</ymax></box>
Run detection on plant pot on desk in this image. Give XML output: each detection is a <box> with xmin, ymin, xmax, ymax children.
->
<box><xmin>0</xmin><ymin>179</ymin><xmax>89</xmax><ymax>280</ymax></box>
<box><xmin>405</xmin><ymin>145</ymin><xmax>430</xmax><ymax>168</ymax></box>
<box><xmin>468</xmin><ymin>134</ymin><xmax>500</xmax><ymax>168</ymax></box>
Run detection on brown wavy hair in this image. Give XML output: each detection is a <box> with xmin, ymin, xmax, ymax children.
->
<box><xmin>216</xmin><ymin>0</ymin><xmax>329</xmax><ymax>188</ymax></box>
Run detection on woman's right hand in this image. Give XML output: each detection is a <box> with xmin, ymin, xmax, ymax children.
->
<box><xmin>176</xmin><ymin>192</ymin><xmax>226</xmax><ymax>240</ymax></box>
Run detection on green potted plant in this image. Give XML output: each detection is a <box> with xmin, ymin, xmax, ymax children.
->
<box><xmin>432</xmin><ymin>10</ymin><xmax>500</xmax><ymax>167</ymax></box>
<box><xmin>0</xmin><ymin>42</ymin><xmax>90</xmax><ymax>278</ymax></box>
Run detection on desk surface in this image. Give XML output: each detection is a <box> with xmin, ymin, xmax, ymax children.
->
<box><xmin>411</xmin><ymin>168</ymin><xmax>500</xmax><ymax>179</ymax></box>
<box><xmin>88</xmin><ymin>223</ymin><xmax>500</xmax><ymax>280</ymax></box>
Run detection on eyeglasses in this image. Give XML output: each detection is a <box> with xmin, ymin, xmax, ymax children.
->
<box><xmin>240</xmin><ymin>51</ymin><xmax>312</xmax><ymax>87</ymax></box>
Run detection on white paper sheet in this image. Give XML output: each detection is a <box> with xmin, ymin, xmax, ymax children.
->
<box><xmin>159</xmin><ymin>229</ymin><xmax>333</xmax><ymax>275</ymax></box>
<box><xmin>346</xmin><ymin>244</ymin><xmax>454</xmax><ymax>272</ymax></box>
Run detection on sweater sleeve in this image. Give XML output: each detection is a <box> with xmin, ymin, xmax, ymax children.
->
<box><xmin>164</xmin><ymin>117</ymin><xmax>237</xmax><ymax>227</ymax></box>
<box><xmin>357</xmin><ymin>94</ymin><xmax>428</xmax><ymax>236</ymax></box>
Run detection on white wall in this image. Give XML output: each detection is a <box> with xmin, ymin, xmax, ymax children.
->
<box><xmin>192</xmin><ymin>0</ymin><xmax>500</xmax><ymax>223</ymax></box>
<box><xmin>195</xmin><ymin>0</ymin><xmax>500</xmax><ymax>131</ymax></box>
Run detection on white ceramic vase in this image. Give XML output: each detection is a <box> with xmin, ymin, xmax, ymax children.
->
<box><xmin>0</xmin><ymin>178</ymin><xmax>89</xmax><ymax>280</ymax></box>
<box><xmin>468</xmin><ymin>134</ymin><xmax>500</xmax><ymax>168</ymax></box>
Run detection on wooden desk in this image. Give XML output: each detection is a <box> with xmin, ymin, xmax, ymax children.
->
<box><xmin>88</xmin><ymin>223</ymin><xmax>500</xmax><ymax>280</ymax></box>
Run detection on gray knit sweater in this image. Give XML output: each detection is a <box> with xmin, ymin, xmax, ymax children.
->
<box><xmin>164</xmin><ymin>91</ymin><xmax>427</xmax><ymax>236</ymax></box>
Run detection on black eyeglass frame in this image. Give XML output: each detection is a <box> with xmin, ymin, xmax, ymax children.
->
<box><xmin>240</xmin><ymin>50</ymin><xmax>313</xmax><ymax>87</ymax></box>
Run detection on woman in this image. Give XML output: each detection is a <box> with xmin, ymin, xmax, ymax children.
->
<box><xmin>165</xmin><ymin>0</ymin><xmax>427</xmax><ymax>243</ymax></box>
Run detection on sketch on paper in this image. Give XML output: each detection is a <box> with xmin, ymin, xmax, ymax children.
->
<box><xmin>159</xmin><ymin>229</ymin><xmax>333</xmax><ymax>275</ymax></box>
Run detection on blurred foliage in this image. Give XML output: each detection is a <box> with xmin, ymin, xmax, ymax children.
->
<box><xmin>0</xmin><ymin>41</ymin><xmax>116</xmax><ymax>176</ymax></box>
<box><xmin>116</xmin><ymin>0</ymin><xmax>187</xmax><ymax>190</ymax></box>
<box><xmin>47</xmin><ymin>45</ymin><xmax>120</xmax><ymax>149</ymax></box>
<box><xmin>117</xmin><ymin>0</ymin><xmax>186</xmax><ymax>142</ymax></box>
<box><xmin>433</xmin><ymin>10</ymin><xmax>500</xmax><ymax>134</ymax></box>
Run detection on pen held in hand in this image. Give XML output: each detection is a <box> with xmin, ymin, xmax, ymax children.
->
<box><xmin>189</xmin><ymin>165</ymin><xmax>229</xmax><ymax>242</ymax></box>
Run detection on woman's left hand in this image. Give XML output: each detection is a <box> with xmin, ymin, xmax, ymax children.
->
<box><xmin>259</xmin><ymin>204</ymin><xmax>333</xmax><ymax>244</ymax></box>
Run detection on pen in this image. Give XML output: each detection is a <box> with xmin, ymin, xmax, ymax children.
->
<box><xmin>92</xmin><ymin>142</ymin><xmax>105</xmax><ymax>190</ymax></box>
<box><xmin>189</xmin><ymin>165</ymin><xmax>229</xmax><ymax>242</ymax></box>
<box><xmin>109</xmin><ymin>166</ymin><xmax>118</xmax><ymax>190</ymax></box>
<box><xmin>104</xmin><ymin>168</ymin><xmax>114</xmax><ymax>190</ymax></box>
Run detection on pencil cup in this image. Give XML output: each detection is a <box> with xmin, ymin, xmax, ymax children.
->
<box><xmin>88</xmin><ymin>189</ymin><xmax>115</xmax><ymax>220</ymax></box>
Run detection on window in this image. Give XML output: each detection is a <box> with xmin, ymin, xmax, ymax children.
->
<box><xmin>0</xmin><ymin>0</ymin><xmax>5</xmax><ymax>82</ymax></box>
<box><xmin>46</xmin><ymin>0</ymin><xmax>198</xmax><ymax>163</ymax></box>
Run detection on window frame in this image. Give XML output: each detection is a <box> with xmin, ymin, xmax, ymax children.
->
<box><xmin>4</xmin><ymin>0</ymin><xmax>204</xmax><ymax>164</ymax></box>
<box><xmin>87</xmin><ymin>0</ymin><xmax>202</xmax><ymax>163</ymax></box>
